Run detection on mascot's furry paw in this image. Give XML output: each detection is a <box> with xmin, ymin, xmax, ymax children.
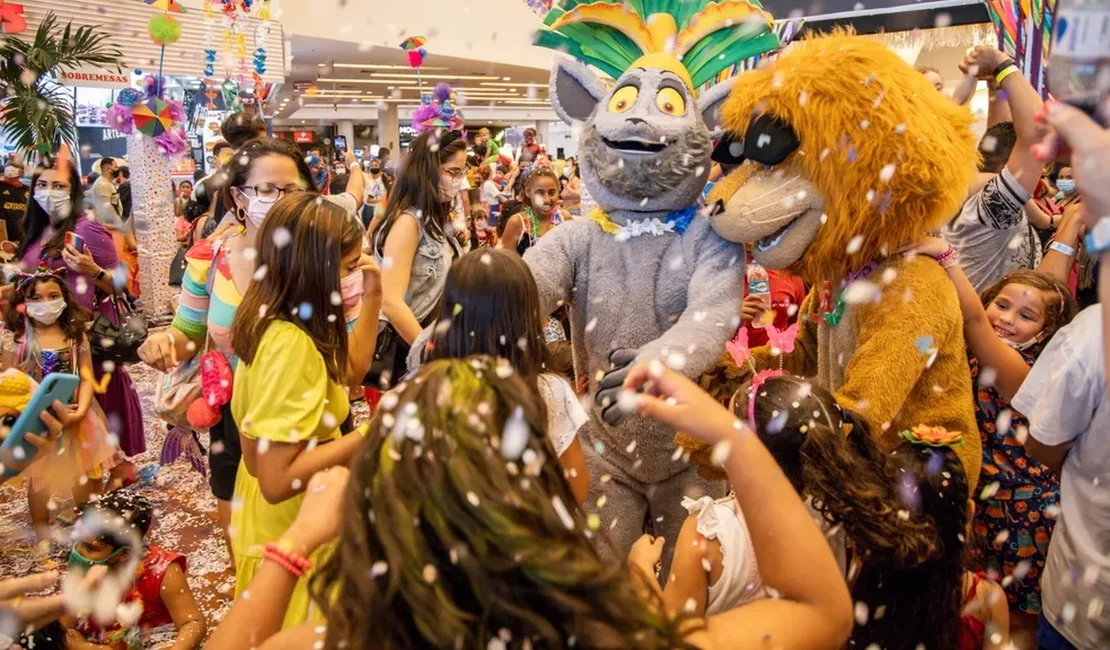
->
<box><xmin>596</xmin><ymin>348</ymin><xmax>639</xmax><ymax>426</ymax></box>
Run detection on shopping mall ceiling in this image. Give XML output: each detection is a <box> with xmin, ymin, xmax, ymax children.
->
<box><xmin>270</xmin><ymin>35</ymin><xmax>552</xmax><ymax>120</ymax></box>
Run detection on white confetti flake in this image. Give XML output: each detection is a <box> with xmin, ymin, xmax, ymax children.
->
<box><xmin>846</xmin><ymin>235</ymin><xmax>864</xmax><ymax>254</ymax></box>
<box><xmin>879</xmin><ymin>164</ymin><xmax>896</xmax><ymax>182</ymax></box>
<box><xmin>854</xmin><ymin>601</ymin><xmax>869</xmax><ymax>625</ymax></box>
<box><xmin>253</xmin><ymin>264</ymin><xmax>268</xmax><ymax>281</ymax></box>
<box><xmin>501</xmin><ymin>406</ymin><xmax>530</xmax><ymax>460</ymax></box>
<box><xmin>843</xmin><ymin>280</ymin><xmax>880</xmax><ymax>305</ymax></box>
<box><xmin>272</xmin><ymin>227</ymin><xmax>292</xmax><ymax>248</ymax></box>
<box><xmin>552</xmin><ymin>495</ymin><xmax>575</xmax><ymax>530</ymax></box>
<box><xmin>467</xmin><ymin>491</ymin><xmax>480</xmax><ymax>507</ymax></box>
<box><xmin>423</xmin><ymin>564</ymin><xmax>438</xmax><ymax>583</ymax></box>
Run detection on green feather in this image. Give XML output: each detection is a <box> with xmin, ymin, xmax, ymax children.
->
<box><xmin>538</xmin><ymin>0</ymin><xmax>780</xmax><ymax>86</ymax></box>
<box><xmin>685</xmin><ymin>27</ymin><xmax>778</xmax><ymax>87</ymax></box>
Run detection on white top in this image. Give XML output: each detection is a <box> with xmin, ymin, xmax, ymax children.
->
<box><xmin>681</xmin><ymin>494</ymin><xmax>766</xmax><ymax>615</ymax></box>
<box><xmin>323</xmin><ymin>192</ymin><xmax>359</xmax><ymax>218</ymax></box>
<box><xmin>1012</xmin><ymin>305</ymin><xmax>1110</xmax><ymax>647</ymax></box>
<box><xmin>481</xmin><ymin>180</ymin><xmax>501</xmax><ymax>206</ymax></box>
<box><xmin>536</xmin><ymin>373</ymin><xmax>587</xmax><ymax>457</ymax></box>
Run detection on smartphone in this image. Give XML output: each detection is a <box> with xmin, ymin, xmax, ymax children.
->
<box><xmin>65</xmin><ymin>232</ymin><xmax>85</xmax><ymax>252</ymax></box>
<box><xmin>0</xmin><ymin>373</ymin><xmax>80</xmax><ymax>463</ymax></box>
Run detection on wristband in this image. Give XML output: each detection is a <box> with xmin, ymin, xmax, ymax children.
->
<box><xmin>1049</xmin><ymin>241</ymin><xmax>1076</xmax><ymax>257</ymax></box>
<box><xmin>991</xmin><ymin>58</ymin><xmax>1017</xmax><ymax>78</ymax></box>
<box><xmin>94</xmin><ymin>268</ymin><xmax>106</xmax><ymax>281</ymax></box>
<box><xmin>933</xmin><ymin>244</ymin><xmax>957</xmax><ymax>263</ymax></box>
<box><xmin>995</xmin><ymin>65</ymin><xmax>1020</xmax><ymax>85</ymax></box>
<box><xmin>263</xmin><ymin>542</ymin><xmax>313</xmax><ymax>577</ymax></box>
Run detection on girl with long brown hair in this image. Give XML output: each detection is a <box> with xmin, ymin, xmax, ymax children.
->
<box><xmin>410</xmin><ymin>248</ymin><xmax>590</xmax><ymax>503</ymax></box>
<box><xmin>208</xmin><ymin>359</ymin><xmax>852</xmax><ymax>650</ymax></box>
<box><xmin>227</xmin><ymin>192</ymin><xmax>379</xmax><ymax>629</ymax></box>
<box><xmin>370</xmin><ymin>130</ymin><xmax>468</xmax><ymax>387</ymax></box>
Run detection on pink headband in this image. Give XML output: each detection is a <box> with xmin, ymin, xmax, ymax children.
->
<box><xmin>747</xmin><ymin>369</ymin><xmax>786</xmax><ymax>431</ymax></box>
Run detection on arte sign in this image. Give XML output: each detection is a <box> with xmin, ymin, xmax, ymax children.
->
<box><xmin>59</xmin><ymin>70</ymin><xmax>130</xmax><ymax>89</ymax></box>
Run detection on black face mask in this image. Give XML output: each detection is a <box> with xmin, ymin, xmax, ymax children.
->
<box><xmin>110</xmin><ymin>169</ymin><xmax>120</xmax><ymax>178</ymax></box>
<box><xmin>370</xmin><ymin>168</ymin><xmax>381</xmax><ymax>175</ymax></box>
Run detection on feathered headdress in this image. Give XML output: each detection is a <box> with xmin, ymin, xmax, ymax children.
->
<box><xmin>411</xmin><ymin>83</ymin><xmax>465</xmax><ymax>134</ymax></box>
<box><xmin>534</xmin><ymin>0</ymin><xmax>779</xmax><ymax>92</ymax></box>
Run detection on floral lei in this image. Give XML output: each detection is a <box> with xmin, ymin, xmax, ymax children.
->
<box><xmin>589</xmin><ymin>205</ymin><xmax>697</xmax><ymax>238</ymax></box>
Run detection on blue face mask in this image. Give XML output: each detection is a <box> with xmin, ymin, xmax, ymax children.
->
<box><xmin>1056</xmin><ymin>179</ymin><xmax>1076</xmax><ymax>195</ymax></box>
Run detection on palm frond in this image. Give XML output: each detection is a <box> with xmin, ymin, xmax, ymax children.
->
<box><xmin>0</xmin><ymin>12</ymin><xmax>121</xmax><ymax>151</ymax></box>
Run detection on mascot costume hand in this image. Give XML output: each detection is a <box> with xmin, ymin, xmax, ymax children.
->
<box><xmin>526</xmin><ymin>0</ymin><xmax>780</xmax><ymax>570</ymax></box>
<box><xmin>700</xmin><ymin>32</ymin><xmax>983</xmax><ymax>485</ymax></box>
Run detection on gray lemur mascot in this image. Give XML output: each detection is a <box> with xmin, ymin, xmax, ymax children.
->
<box><xmin>524</xmin><ymin>0</ymin><xmax>780</xmax><ymax>569</ymax></box>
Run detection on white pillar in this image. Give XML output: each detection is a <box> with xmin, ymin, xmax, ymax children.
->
<box><xmin>536</xmin><ymin>120</ymin><xmax>552</xmax><ymax>152</ymax></box>
<box><xmin>337</xmin><ymin>119</ymin><xmax>355</xmax><ymax>149</ymax></box>
<box><xmin>377</xmin><ymin>104</ymin><xmax>399</xmax><ymax>152</ymax></box>
<box><xmin>127</xmin><ymin>132</ymin><xmax>177</xmax><ymax>315</ymax></box>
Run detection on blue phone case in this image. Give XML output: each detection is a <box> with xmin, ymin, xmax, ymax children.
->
<box><xmin>0</xmin><ymin>373</ymin><xmax>80</xmax><ymax>462</ymax></box>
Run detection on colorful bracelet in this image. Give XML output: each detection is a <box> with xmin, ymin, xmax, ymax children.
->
<box><xmin>995</xmin><ymin>65</ymin><xmax>1020</xmax><ymax>85</ymax></box>
<box><xmin>933</xmin><ymin>244</ymin><xmax>958</xmax><ymax>265</ymax></box>
<box><xmin>263</xmin><ymin>542</ymin><xmax>313</xmax><ymax>578</ymax></box>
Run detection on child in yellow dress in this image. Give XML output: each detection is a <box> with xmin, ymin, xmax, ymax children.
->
<box><xmin>227</xmin><ymin>193</ymin><xmax>378</xmax><ymax>628</ymax></box>
<box><xmin>1</xmin><ymin>266</ymin><xmax>121</xmax><ymax>542</ymax></box>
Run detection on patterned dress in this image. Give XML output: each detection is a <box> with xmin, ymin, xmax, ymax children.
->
<box><xmin>969</xmin><ymin>351</ymin><xmax>1058</xmax><ymax>614</ymax></box>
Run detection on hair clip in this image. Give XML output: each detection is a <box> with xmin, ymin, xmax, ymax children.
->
<box><xmin>16</xmin><ymin>257</ymin><xmax>65</xmax><ymax>291</ymax></box>
<box><xmin>900</xmin><ymin>424</ymin><xmax>965</xmax><ymax>448</ymax></box>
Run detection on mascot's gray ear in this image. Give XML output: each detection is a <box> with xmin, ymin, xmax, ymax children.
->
<box><xmin>698</xmin><ymin>81</ymin><xmax>734</xmax><ymax>138</ymax></box>
<box><xmin>550</xmin><ymin>55</ymin><xmax>608</xmax><ymax>125</ymax></box>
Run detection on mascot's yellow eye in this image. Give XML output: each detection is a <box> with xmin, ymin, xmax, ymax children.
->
<box><xmin>608</xmin><ymin>85</ymin><xmax>639</xmax><ymax>113</ymax></box>
<box><xmin>655</xmin><ymin>88</ymin><xmax>686</xmax><ymax>116</ymax></box>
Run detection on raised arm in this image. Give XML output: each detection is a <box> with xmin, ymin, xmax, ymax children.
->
<box><xmin>906</xmin><ymin>238</ymin><xmax>1034</xmax><ymax>401</ymax></box>
<box><xmin>1036</xmin><ymin>205</ymin><xmax>1083</xmax><ymax>285</ymax></box>
<box><xmin>625</xmin><ymin>363</ymin><xmax>852</xmax><ymax>650</ymax></box>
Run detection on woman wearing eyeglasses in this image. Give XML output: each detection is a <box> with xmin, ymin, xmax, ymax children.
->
<box><xmin>369</xmin><ymin>130</ymin><xmax>467</xmax><ymax>387</ymax></box>
<box><xmin>138</xmin><ymin>138</ymin><xmax>319</xmax><ymax>561</ymax></box>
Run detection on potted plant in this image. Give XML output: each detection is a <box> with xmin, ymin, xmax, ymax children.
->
<box><xmin>0</xmin><ymin>12</ymin><xmax>123</xmax><ymax>152</ymax></box>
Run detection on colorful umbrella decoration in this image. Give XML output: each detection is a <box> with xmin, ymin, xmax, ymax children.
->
<box><xmin>412</xmin><ymin>83</ymin><xmax>465</xmax><ymax>134</ymax></box>
<box><xmin>132</xmin><ymin>98</ymin><xmax>174</xmax><ymax>137</ymax></box>
<box><xmin>143</xmin><ymin>0</ymin><xmax>187</xmax><ymax>13</ymax></box>
<box><xmin>985</xmin><ymin>0</ymin><xmax>1056</xmax><ymax>98</ymax></box>
<box><xmin>401</xmin><ymin>36</ymin><xmax>429</xmax><ymax>95</ymax></box>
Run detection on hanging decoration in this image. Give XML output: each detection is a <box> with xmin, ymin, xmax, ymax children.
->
<box><xmin>400</xmin><ymin>36</ymin><xmax>429</xmax><ymax>97</ymax></box>
<box><xmin>411</xmin><ymin>82</ymin><xmax>465</xmax><ymax>134</ymax></box>
<box><xmin>0</xmin><ymin>1</ymin><xmax>27</xmax><ymax>34</ymax></box>
<box><xmin>985</xmin><ymin>0</ymin><xmax>1056</xmax><ymax>98</ymax></box>
<box><xmin>523</xmin><ymin>0</ymin><xmax>553</xmax><ymax>19</ymax></box>
<box><xmin>250</xmin><ymin>0</ymin><xmax>271</xmax><ymax>105</ymax></box>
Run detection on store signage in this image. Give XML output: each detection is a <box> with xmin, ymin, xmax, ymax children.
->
<box><xmin>293</xmin><ymin>81</ymin><xmax>314</xmax><ymax>91</ymax></box>
<box><xmin>293</xmin><ymin>130</ymin><xmax>315</xmax><ymax>143</ymax></box>
<box><xmin>59</xmin><ymin>69</ymin><xmax>130</xmax><ymax>89</ymax></box>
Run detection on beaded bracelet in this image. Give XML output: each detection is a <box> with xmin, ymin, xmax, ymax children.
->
<box><xmin>934</xmin><ymin>244</ymin><xmax>958</xmax><ymax>268</ymax></box>
<box><xmin>263</xmin><ymin>542</ymin><xmax>313</xmax><ymax>578</ymax></box>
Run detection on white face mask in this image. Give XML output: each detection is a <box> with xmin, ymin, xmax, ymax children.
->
<box><xmin>26</xmin><ymin>298</ymin><xmax>66</xmax><ymax>326</ymax></box>
<box><xmin>236</xmin><ymin>189</ymin><xmax>273</xmax><ymax>228</ymax></box>
<box><xmin>1000</xmin><ymin>333</ymin><xmax>1040</xmax><ymax>351</ymax></box>
<box><xmin>34</xmin><ymin>189</ymin><xmax>72</xmax><ymax>225</ymax></box>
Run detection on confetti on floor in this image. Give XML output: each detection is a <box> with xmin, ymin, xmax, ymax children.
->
<box><xmin>0</xmin><ymin>351</ymin><xmax>371</xmax><ymax>646</ymax></box>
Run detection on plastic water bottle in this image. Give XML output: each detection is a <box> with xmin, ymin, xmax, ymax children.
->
<box><xmin>747</xmin><ymin>262</ymin><xmax>771</xmax><ymax>329</ymax></box>
<box><xmin>1049</xmin><ymin>0</ymin><xmax>1110</xmax><ymax>122</ymax></box>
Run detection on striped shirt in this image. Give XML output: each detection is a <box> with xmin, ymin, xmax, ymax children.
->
<box><xmin>171</xmin><ymin>235</ymin><xmax>243</xmax><ymax>363</ymax></box>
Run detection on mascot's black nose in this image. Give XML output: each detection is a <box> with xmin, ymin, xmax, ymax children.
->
<box><xmin>625</xmin><ymin>117</ymin><xmax>646</xmax><ymax>126</ymax></box>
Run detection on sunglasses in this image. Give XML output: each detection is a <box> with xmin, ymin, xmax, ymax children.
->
<box><xmin>711</xmin><ymin>114</ymin><xmax>800</xmax><ymax>168</ymax></box>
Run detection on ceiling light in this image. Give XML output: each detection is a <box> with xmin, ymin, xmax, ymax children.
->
<box><xmin>318</xmin><ymin>73</ymin><xmax>497</xmax><ymax>82</ymax></box>
<box><xmin>480</xmin><ymin>82</ymin><xmax>546</xmax><ymax>88</ymax></box>
<box><xmin>502</xmin><ymin>77</ymin><xmax>511</xmax><ymax>80</ymax></box>
<box><xmin>319</xmin><ymin>63</ymin><xmax>450</xmax><ymax>71</ymax></box>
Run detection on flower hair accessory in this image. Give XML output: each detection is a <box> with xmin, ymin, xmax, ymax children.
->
<box><xmin>747</xmin><ymin>368</ymin><xmax>786</xmax><ymax>431</ymax></box>
<box><xmin>900</xmin><ymin>424</ymin><xmax>965</xmax><ymax>447</ymax></box>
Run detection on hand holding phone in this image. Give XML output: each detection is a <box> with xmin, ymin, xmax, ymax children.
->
<box><xmin>65</xmin><ymin>232</ymin><xmax>85</xmax><ymax>253</ymax></box>
<box><xmin>0</xmin><ymin>374</ymin><xmax>80</xmax><ymax>476</ymax></box>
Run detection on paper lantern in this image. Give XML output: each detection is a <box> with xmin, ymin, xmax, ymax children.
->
<box><xmin>132</xmin><ymin>97</ymin><xmax>173</xmax><ymax>137</ymax></box>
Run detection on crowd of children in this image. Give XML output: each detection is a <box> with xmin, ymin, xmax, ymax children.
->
<box><xmin>2</xmin><ymin>49</ymin><xmax>1110</xmax><ymax>650</ymax></box>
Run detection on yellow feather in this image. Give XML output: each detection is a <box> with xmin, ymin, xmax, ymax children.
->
<box><xmin>675</xmin><ymin>1</ymin><xmax>774</xmax><ymax>56</ymax></box>
<box><xmin>80</xmin><ymin>367</ymin><xmax>111</xmax><ymax>395</ymax></box>
<box><xmin>551</xmin><ymin>3</ymin><xmax>655</xmax><ymax>56</ymax></box>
